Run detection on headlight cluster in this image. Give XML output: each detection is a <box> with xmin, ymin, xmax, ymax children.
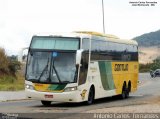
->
<box><xmin>25</xmin><ymin>84</ymin><xmax>34</xmax><ymax>90</ymax></box>
<box><xmin>64</xmin><ymin>86</ymin><xmax>77</xmax><ymax>92</ymax></box>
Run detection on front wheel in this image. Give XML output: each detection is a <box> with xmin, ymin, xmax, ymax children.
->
<box><xmin>87</xmin><ymin>87</ymin><xmax>94</xmax><ymax>105</ymax></box>
<box><xmin>41</xmin><ymin>101</ymin><xmax>52</xmax><ymax>106</ymax></box>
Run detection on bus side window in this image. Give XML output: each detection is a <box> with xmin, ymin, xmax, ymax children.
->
<box><xmin>80</xmin><ymin>53</ymin><xmax>88</xmax><ymax>71</ymax></box>
<box><xmin>79</xmin><ymin>52</ymin><xmax>89</xmax><ymax>85</ymax></box>
<box><xmin>78</xmin><ymin>38</ymin><xmax>90</xmax><ymax>85</ymax></box>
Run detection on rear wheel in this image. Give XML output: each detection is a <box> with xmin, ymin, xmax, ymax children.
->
<box><xmin>87</xmin><ymin>87</ymin><xmax>94</xmax><ymax>105</ymax></box>
<box><xmin>125</xmin><ymin>88</ymin><xmax>129</xmax><ymax>98</ymax></box>
<box><xmin>41</xmin><ymin>101</ymin><xmax>51</xmax><ymax>106</ymax></box>
<box><xmin>121</xmin><ymin>89</ymin><xmax>126</xmax><ymax>99</ymax></box>
<box><xmin>120</xmin><ymin>84</ymin><xmax>129</xmax><ymax>99</ymax></box>
<box><xmin>126</xmin><ymin>82</ymin><xmax>131</xmax><ymax>98</ymax></box>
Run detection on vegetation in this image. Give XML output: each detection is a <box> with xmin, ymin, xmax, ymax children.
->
<box><xmin>0</xmin><ymin>48</ymin><xmax>9</xmax><ymax>73</ymax></box>
<box><xmin>139</xmin><ymin>58</ymin><xmax>160</xmax><ymax>72</ymax></box>
<box><xmin>133</xmin><ymin>29</ymin><xmax>160</xmax><ymax>47</ymax></box>
<box><xmin>0</xmin><ymin>72</ymin><xmax>24</xmax><ymax>91</ymax></box>
<box><xmin>0</xmin><ymin>48</ymin><xmax>24</xmax><ymax>91</ymax></box>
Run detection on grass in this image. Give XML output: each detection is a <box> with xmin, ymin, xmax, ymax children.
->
<box><xmin>0</xmin><ymin>72</ymin><xmax>25</xmax><ymax>91</ymax></box>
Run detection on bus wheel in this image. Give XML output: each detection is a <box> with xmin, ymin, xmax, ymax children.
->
<box><xmin>41</xmin><ymin>101</ymin><xmax>51</xmax><ymax>106</ymax></box>
<box><xmin>125</xmin><ymin>88</ymin><xmax>129</xmax><ymax>98</ymax></box>
<box><xmin>120</xmin><ymin>85</ymin><xmax>128</xmax><ymax>99</ymax></box>
<box><xmin>87</xmin><ymin>87</ymin><xmax>94</xmax><ymax>105</ymax></box>
<box><xmin>126</xmin><ymin>83</ymin><xmax>131</xmax><ymax>98</ymax></box>
<box><xmin>121</xmin><ymin>89</ymin><xmax>126</xmax><ymax>99</ymax></box>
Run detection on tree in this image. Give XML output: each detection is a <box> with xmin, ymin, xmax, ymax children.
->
<box><xmin>0</xmin><ymin>47</ymin><xmax>21</xmax><ymax>75</ymax></box>
<box><xmin>151</xmin><ymin>58</ymin><xmax>160</xmax><ymax>70</ymax></box>
<box><xmin>0</xmin><ymin>48</ymin><xmax>9</xmax><ymax>73</ymax></box>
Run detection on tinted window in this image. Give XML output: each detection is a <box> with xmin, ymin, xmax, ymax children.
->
<box><xmin>90</xmin><ymin>39</ymin><xmax>138</xmax><ymax>61</ymax></box>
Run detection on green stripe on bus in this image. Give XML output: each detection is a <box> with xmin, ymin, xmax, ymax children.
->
<box><xmin>48</xmin><ymin>84</ymin><xmax>66</xmax><ymax>91</ymax></box>
<box><xmin>98</xmin><ymin>61</ymin><xmax>115</xmax><ymax>90</ymax></box>
<box><xmin>55</xmin><ymin>84</ymin><xmax>66</xmax><ymax>90</ymax></box>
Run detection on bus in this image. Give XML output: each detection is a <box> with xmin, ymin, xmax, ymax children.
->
<box><xmin>25</xmin><ymin>31</ymin><xmax>138</xmax><ymax>105</ymax></box>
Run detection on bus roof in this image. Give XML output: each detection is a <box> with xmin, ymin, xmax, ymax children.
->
<box><xmin>75</xmin><ymin>31</ymin><xmax>119</xmax><ymax>39</ymax></box>
<box><xmin>32</xmin><ymin>31</ymin><xmax>138</xmax><ymax>46</ymax></box>
<box><xmin>75</xmin><ymin>31</ymin><xmax>138</xmax><ymax>46</ymax></box>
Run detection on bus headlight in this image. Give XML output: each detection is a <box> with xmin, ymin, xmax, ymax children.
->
<box><xmin>64</xmin><ymin>86</ymin><xmax>77</xmax><ymax>92</ymax></box>
<box><xmin>25</xmin><ymin>84</ymin><xmax>34</xmax><ymax>90</ymax></box>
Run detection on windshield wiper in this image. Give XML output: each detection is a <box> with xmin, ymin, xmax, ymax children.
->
<box><xmin>38</xmin><ymin>57</ymin><xmax>50</xmax><ymax>82</ymax></box>
<box><xmin>52</xmin><ymin>58</ymin><xmax>61</xmax><ymax>83</ymax></box>
<box><xmin>28</xmin><ymin>78</ymin><xmax>38</xmax><ymax>83</ymax></box>
<box><xmin>61</xmin><ymin>81</ymin><xmax>71</xmax><ymax>83</ymax></box>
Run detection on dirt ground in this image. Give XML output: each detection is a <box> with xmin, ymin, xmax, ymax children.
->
<box><xmin>139</xmin><ymin>46</ymin><xmax>160</xmax><ymax>64</ymax></box>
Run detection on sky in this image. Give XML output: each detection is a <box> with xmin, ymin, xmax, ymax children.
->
<box><xmin>0</xmin><ymin>0</ymin><xmax>160</xmax><ymax>55</ymax></box>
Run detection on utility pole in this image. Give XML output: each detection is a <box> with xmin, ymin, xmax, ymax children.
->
<box><xmin>102</xmin><ymin>0</ymin><xmax>105</xmax><ymax>34</ymax></box>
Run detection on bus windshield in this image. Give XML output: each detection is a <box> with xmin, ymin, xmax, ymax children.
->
<box><xmin>26</xmin><ymin>36</ymin><xmax>80</xmax><ymax>84</ymax></box>
<box><xmin>30</xmin><ymin>36</ymin><xmax>79</xmax><ymax>50</ymax></box>
<box><xmin>26</xmin><ymin>51</ymin><xmax>77</xmax><ymax>83</ymax></box>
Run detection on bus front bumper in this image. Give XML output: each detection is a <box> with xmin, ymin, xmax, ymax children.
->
<box><xmin>25</xmin><ymin>89</ymin><xmax>83</xmax><ymax>102</ymax></box>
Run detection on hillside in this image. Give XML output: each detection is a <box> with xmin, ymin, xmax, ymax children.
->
<box><xmin>138</xmin><ymin>46</ymin><xmax>160</xmax><ymax>64</ymax></box>
<box><xmin>133</xmin><ymin>30</ymin><xmax>160</xmax><ymax>47</ymax></box>
<box><xmin>133</xmin><ymin>30</ymin><xmax>160</xmax><ymax>63</ymax></box>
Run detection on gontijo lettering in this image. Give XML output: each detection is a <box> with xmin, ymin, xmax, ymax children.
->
<box><xmin>114</xmin><ymin>64</ymin><xmax>128</xmax><ymax>71</ymax></box>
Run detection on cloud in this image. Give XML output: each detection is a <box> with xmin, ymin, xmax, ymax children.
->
<box><xmin>1</xmin><ymin>0</ymin><xmax>160</xmax><ymax>55</ymax></box>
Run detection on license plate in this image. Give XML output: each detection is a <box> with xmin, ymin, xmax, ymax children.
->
<box><xmin>44</xmin><ymin>94</ymin><xmax>53</xmax><ymax>98</ymax></box>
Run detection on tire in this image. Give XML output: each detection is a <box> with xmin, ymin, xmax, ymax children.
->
<box><xmin>125</xmin><ymin>88</ymin><xmax>129</xmax><ymax>98</ymax></box>
<box><xmin>126</xmin><ymin>83</ymin><xmax>131</xmax><ymax>98</ymax></box>
<box><xmin>121</xmin><ymin>89</ymin><xmax>126</xmax><ymax>99</ymax></box>
<box><xmin>120</xmin><ymin>85</ymin><xmax>129</xmax><ymax>99</ymax></box>
<box><xmin>87</xmin><ymin>87</ymin><xmax>94</xmax><ymax>105</ymax></box>
<box><xmin>41</xmin><ymin>101</ymin><xmax>51</xmax><ymax>106</ymax></box>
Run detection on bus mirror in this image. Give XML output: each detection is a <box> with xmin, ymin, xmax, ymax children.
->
<box><xmin>76</xmin><ymin>49</ymin><xmax>83</xmax><ymax>65</ymax></box>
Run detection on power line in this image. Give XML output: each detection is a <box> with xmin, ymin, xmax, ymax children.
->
<box><xmin>102</xmin><ymin>0</ymin><xmax>105</xmax><ymax>34</ymax></box>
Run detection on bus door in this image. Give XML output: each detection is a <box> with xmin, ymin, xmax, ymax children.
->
<box><xmin>77</xmin><ymin>38</ymin><xmax>90</xmax><ymax>85</ymax></box>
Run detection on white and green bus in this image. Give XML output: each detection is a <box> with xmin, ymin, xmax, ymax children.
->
<box><xmin>25</xmin><ymin>31</ymin><xmax>138</xmax><ymax>105</ymax></box>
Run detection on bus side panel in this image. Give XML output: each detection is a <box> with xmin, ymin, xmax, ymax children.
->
<box><xmin>89</xmin><ymin>61</ymin><xmax>116</xmax><ymax>99</ymax></box>
<box><xmin>111</xmin><ymin>62</ymin><xmax>139</xmax><ymax>95</ymax></box>
<box><xmin>83</xmin><ymin>61</ymin><xmax>138</xmax><ymax>100</ymax></box>
<box><xmin>98</xmin><ymin>61</ymin><xmax>115</xmax><ymax>90</ymax></box>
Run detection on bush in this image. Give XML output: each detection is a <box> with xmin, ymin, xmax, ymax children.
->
<box><xmin>0</xmin><ymin>47</ymin><xmax>24</xmax><ymax>91</ymax></box>
<box><xmin>0</xmin><ymin>48</ymin><xmax>9</xmax><ymax>73</ymax></box>
<box><xmin>150</xmin><ymin>58</ymin><xmax>160</xmax><ymax>70</ymax></box>
<box><xmin>139</xmin><ymin>58</ymin><xmax>160</xmax><ymax>72</ymax></box>
<box><xmin>0</xmin><ymin>47</ymin><xmax>21</xmax><ymax>75</ymax></box>
<box><xmin>8</xmin><ymin>60</ymin><xmax>21</xmax><ymax>75</ymax></box>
